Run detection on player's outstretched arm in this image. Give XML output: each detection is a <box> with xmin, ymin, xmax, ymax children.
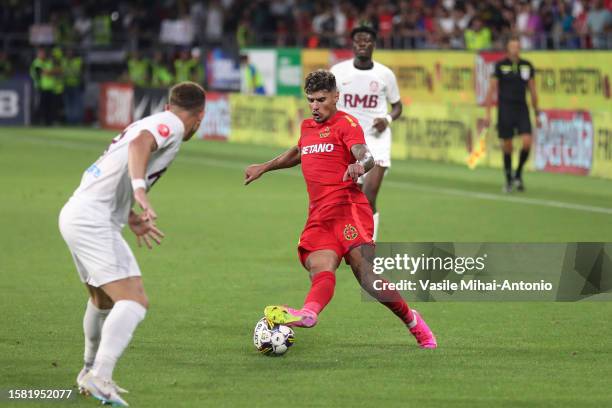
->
<box><xmin>244</xmin><ymin>145</ymin><xmax>301</xmax><ymax>185</ymax></box>
<box><xmin>128</xmin><ymin>130</ymin><xmax>158</xmax><ymax>222</ymax></box>
<box><xmin>343</xmin><ymin>143</ymin><xmax>374</xmax><ymax>182</ymax></box>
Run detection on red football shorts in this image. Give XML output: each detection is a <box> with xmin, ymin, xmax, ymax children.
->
<box><xmin>298</xmin><ymin>202</ymin><xmax>374</xmax><ymax>266</ymax></box>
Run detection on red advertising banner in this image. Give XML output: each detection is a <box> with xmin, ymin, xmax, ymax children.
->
<box><xmin>99</xmin><ymin>82</ymin><xmax>133</xmax><ymax>130</ymax></box>
<box><xmin>196</xmin><ymin>91</ymin><xmax>230</xmax><ymax>141</ymax></box>
<box><xmin>535</xmin><ymin>109</ymin><xmax>593</xmax><ymax>176</ymax></box>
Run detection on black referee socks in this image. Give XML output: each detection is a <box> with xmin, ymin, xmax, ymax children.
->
<box><xmin>503</xmin><ymin>153</ymin><xmax>512</xmax><ymax>184</ymax></box>
<box><xmin>516</xmin><ymin>148</ymin><xmax>530</xmax><ymax>179</ymax></box>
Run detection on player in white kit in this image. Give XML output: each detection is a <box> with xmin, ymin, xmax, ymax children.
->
<box><xmin>59</xmin><ymin>82</ymin><xmax>206</xmax><ymax>406</ymax></box>
<box><xmin>331</xmin><ymin>26</ymin><xmax>402</xmax><ymax>241</ymax></box>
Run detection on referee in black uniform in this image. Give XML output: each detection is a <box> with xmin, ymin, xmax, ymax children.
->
<box><xmin>485</xmin><ymin>36</ymin><xmax>540</xmax><ymax>192</ymax></box>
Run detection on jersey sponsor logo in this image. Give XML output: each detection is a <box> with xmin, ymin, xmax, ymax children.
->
<box><xmin>86</xmin><ymin>164</ymin><xmax>102</xmax><ymax>178</ymax></box>
<box><xmin>344</xmin><ymin>115</ymin><xmax>358</xmax><ymax>128</ymax></box>
<box><xmin>157</xmin><ymin>124</ymin><xmax>170</xmax><ymax>138</ymax></box>
<box><xmin>319</xmin><ymin>126</ymin><xmax>331</xmax><ymax>138</ymax></box>
<box><xmin>500</xmin><ymin>65</ymin><xmax>512</xmax><ymax>74</ymax></box>
<box><xmin>369</xmin><ymin>81</ymin><xmax>379</xmax><ymax>92</ymax></box>
<box><xmin>520</xmin><ymin>66</ymin><xmax>531</xmax><ymax>81</ymax></box>
<box><xmin>344</xmin><ymin>94</ymin><xmax>378</xmax><ymax>109</ymax></box>
<box><xmin>301</xmin><ymin>143</ymin><xmax>334</xmax><ymax>155</ymax></box>
<box><xmin>343</xmin><ymin>224</ymin><xmax>358</xmax><ymax>241</ymax></box>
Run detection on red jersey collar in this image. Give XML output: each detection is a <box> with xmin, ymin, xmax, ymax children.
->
<box><xmin>304</xmin><ymin>110</ymin><xmax>345</xmax><ymax>128</ymax></box>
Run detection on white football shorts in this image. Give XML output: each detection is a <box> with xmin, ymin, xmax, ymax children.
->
<box><xmin>59</xmin><ymin>198</ymin><xmax>141</xmax><ymax>287</ymax></box>
<box><xmin>365</xmin><ymin>127</ymin><xmax>391</xmax><ymax>168</ymax></box>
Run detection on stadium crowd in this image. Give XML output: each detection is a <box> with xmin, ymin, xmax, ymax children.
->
<box><xmin>0</xmin><ymin>0</ymin><xmax>609</xmax><ymax>124</ymax></box>
<box><xmin>2</xmin><ymin>0</ymin><xmax>611</xmax><ymax>52</ymax></box>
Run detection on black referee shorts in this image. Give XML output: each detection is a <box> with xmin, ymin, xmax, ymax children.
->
<box><xmin>497</xmin><ymin>104</ymin><xmax>532</xmax><ymax>139</ymax></box>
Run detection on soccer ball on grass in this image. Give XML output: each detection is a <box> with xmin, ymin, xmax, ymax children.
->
<box><xmin>253</xmin><ymin>317</ymin><xmax>295</xmax><ymax>356</ymax></box>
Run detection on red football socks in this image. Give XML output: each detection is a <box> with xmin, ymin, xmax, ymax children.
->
<box><xmin>303</xmin><ymin>271</ymin><xmax>336</xmax><ymax>315</ymax></box>
<box><xmin>376</xmin><ymin>279</ymin><xmax>414</xmax><ymax>326</ymax></box>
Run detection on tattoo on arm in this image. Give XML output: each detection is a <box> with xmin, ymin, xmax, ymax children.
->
<box><xmin>351</xmin><ymin>144</ymin><xmax>374</xmax><ymax>173</ymax></box>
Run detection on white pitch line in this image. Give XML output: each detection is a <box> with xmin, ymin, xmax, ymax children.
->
<box><xmin>384</xmin><ymin>180</ymin><xmax>612</xmax><ymax>215</ymax></box>
<box><xmin>8</xmin><ymin>134</ymin><xmax>612</xmax><ymax>216</ymax></box>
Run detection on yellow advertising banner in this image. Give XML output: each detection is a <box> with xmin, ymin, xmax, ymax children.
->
<box><xmin>302</xmin><ymin>49</ymin><xmax>478</xmax><ymax>106</ymax></box>
<box><xmin>526</xmin><ymin>52</ymin><xmax>611</xmax><ymax>110</ymax></box>
<box><xmin>229</xmin><ymin>94</ymin><xmax>302</xmax><ymax>148</ymax></box>
<box><xmin>375</xmin><ymin>51</ymin><xmax>477</xmax><ymax>105</ymax></box>
<box><xmin>301</xmin><ymin>49</ymin><xmax>329</xmax><ymax>84</ymax></box>
<box><xmin>301</xmin><ymin>50</ymin><xmax>611</xmax><ymax>110</ymax></box>
<box><xmin>390</xmin><ymin>102</ymin><xmax>476</xmax><ymax>162</ymax></box>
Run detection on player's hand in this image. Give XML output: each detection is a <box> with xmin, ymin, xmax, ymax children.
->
<box><xmin>535</xmin><ymin>112</ymin><xmax>542</xmax><ymax>128</ymax></box>
<box><xmin>129</xmin><ymin>212</ymin><xmax>165</xmax><ymax>249</ymax></box>
<box><xmin>133</xmin><ymin>188</ymin><xmax>157</xmax><ymax>222</ymax></box>
<box><xmin>244</xmin><ymin>164</ymin><xmax>266</xmax><ymax>185</ymax></box>
<box><xmin>373</xmin><ymin>117</ymin><xmax>389</xmax><ymax>133</ymax></box>
<box><xmin>343</xmin><ymin>163</ymin><xmax>365</xmax><ymax>182</ymax></box>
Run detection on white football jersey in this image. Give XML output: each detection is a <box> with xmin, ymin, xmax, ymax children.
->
<box><xmin>72</xmin><ymin>110</ymin><xmax>185</xmax><ymax>226</ymax></box>
<box><xmin>331</xmin><ymin>59</ymin><xmax>400</xmax><ymax>138</ymax></box>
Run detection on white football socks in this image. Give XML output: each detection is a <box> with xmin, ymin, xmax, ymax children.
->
<box><xmin>83</xmin><ymin>299</ymin><xmax>111</xmax><ymax>369</ymax></box>
<box><xmin>373</xmin><ymin>212</ymin><xmax>380</xmax><ymax>241</ymax></box>
<box><xmin>91</xmin><ymin>300</ymin><xmax>146</xmax><ymax>380</ymax></box>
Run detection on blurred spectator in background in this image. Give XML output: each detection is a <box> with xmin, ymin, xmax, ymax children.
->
<box><xmin>174</xmin><ymin>48</ymin><xmax>205</xmax><ymax>85</ymax></box>
<box><xmin>239</xmin><ymin>53</ymin><xmax>265</xmax><ymax>95</ymax></box>
<box><xmin>205</xmin><ymin>0</ymin><xmax>224</xmax><ymax>45</ymax></box>
<box><xmin>539</xmin><ymin>0</ymin><xmax>556</xmax><ymax>49</ymax></box>
<box><xmin>92</xmin><ymin>8</ymin><xmax>112</xmax><ymax>46</ymax></box>
<box><xmin>127</xmin><ymin>51</ymin><xmax>149</xmax><ymax>87</ymax></box>
<box><xmin>554</xmin><ymin>2</ymin><xmax>577</xmax><ymax>49</ymax></box>
<box><xmin>270</xmin><ymin>0</ymin><xmax>292</xmax><ymax>46</ymax></box>
<box><xmin>393</xmin><ymin>3</ymin><xmax>420</xmax><ymax>48</ymax></box>
<box><xmin>465</xmin><ymin>17</ymin><xmax>492</xmax><ymax>50</ymax></box>
<box><xmin>516</xmin><ymin>2</ymin><xmax>543</xmax><ymax>49</ymax></box>
<box><xmin>151</xmin><ymin>50</ymin><xmax>173</xmax><ymax>88</ymax></box>
<box><xmin>63</xmin><ymin>48</ymin><xmax>83</xmax><ymax>124</ymax></box>
<box><xmin>50</xmin><ymin>47</ymin><xmax>65</xmax><ymax>123</ymax></box>
<box><xmin>437</xmin><ymin>6</ymin><xmax>455</xmax><ymax>48</ymax></box>
<box><xmin>451</xmin><ymin>6</ymin><xmax>471</xmax><ymax>48</ymax></box>
<box><xmin>377</xmin><ymin>2</ymin><xmax>395</xmax><ymax>48</ymax></box>
<box><xmin>30</xmin><ymin>47</ymin><xmax>63</xmax><ymax>125</ymax></box>
<box><xmin>0</xmin><ymin>51</ymin><xmax>13</xmax><ymax>81</ymax></box>
<box><xmin>312</xmin><ymin>4</ymin><xmax>337</xmax><ymax>48</ymax></box>
<box><xmin>236</xmin><ymin>12</ymin><xmax>252</xmax><ymax>49</ymax></box>
<box><xmin>30</xmin><ymin>48</ymin><xmax>47</xmax><ymax>124</ymax></box>
<box><xmin>587</xmin><ymin>0</ymin><xmax>612</xmax><ymax>49</ymax></box>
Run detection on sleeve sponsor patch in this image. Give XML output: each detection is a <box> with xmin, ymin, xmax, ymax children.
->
<box><xmin>157</xmin><ymin>124</ymin><xmax>170</xmax><ymax>138</ymax></box>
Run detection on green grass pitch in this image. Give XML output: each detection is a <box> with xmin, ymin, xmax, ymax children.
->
<box><xmin>1</xmin><ymin>127</ymin><xmax>611</xmax><ymax>407</ymax></box>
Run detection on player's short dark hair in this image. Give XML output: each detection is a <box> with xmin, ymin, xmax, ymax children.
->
<box><xmin>304</xmin><ymin>70</ymin><xmax>336</xmax><ymax>94</ymax></box>
<box><xmin>169</xmin><ymin>81</ymin><xmax>206</xmax><ymax>112</ymax></box>
<box><xmin>506</xmin><ymin>35</ymin><xmax>521</xmax><ymax>46</ymax></box>
<box><xmin>350</xmin><ymin>25</ymin><xmax>377</xmax><ymax>41</ymax></box>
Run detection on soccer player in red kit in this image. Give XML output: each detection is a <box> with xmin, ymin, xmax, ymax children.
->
<box><xmin>244</xmin><ymin>70</ymin><xmax>436</xmax><ymax>349</ymax></box>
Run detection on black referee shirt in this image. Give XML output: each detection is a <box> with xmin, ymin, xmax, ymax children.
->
<box><xmin>493</xmin><ymin>58</ymin><xmax>535</xmax><ymax>106</ymax></box>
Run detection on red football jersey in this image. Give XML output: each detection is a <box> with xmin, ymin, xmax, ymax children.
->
<box><xmin>298</xmin><ymin>110</ymin><xmax>370</xmax><ymax>212</ymax></box>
